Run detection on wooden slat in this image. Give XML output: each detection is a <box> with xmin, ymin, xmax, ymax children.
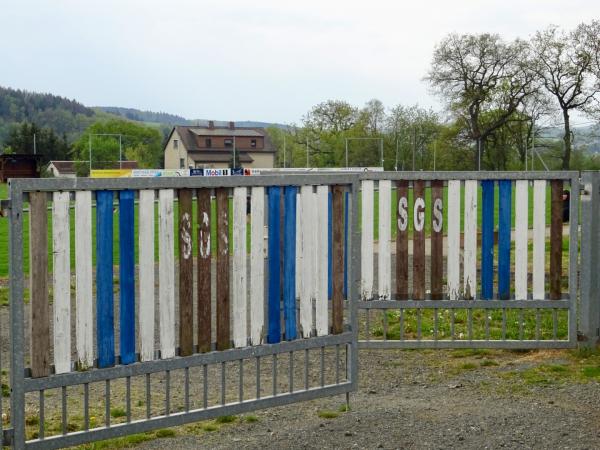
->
<box><xmin>267</xmin><ymin>187</ymin><xmax>282</xmax><ymax>343</ymax></box>
<box><xmin>119</xmin><ymin>190</ymin><xmax>136</xmax><ymax>365</ymax></box>
<box><xmin>514</xmin><ymin>180</ymin><xmax>529</xmax><ymax>300</ymax></box>
<box><xmin>498</xmin><ymin>180</ymin><xmax>512</xmax><ymax>300</ymax></box>
<box><xmin>533</xmin><ymin>180</ymin><xmax>546</xmax><ymax>300</ymax></box>
<box><xmin>430</xmin><ymin>180</ymin><xmax>443</xmax><ymax>300</ymax></box>
<box><xmin>96</xmin><ymin>191</ymin><xmax>115</xmax><ymax>368</ymax></box>
<box><xmin>283</xmin><ymin>186</ymin><xmax>298</xmax><ymax>340</ymax></box>
<box><xmin>481</xmin><ymin>180</ymin><xmax>494</xmax><ymax>300</ymax></box>
<box><xmin>178</xmin><ymin>189</ymin><xmax>194</xmax><ymax>356</ymax></box>
<box><xmin>216</xmin><ymin>188</ymin><xmax>230</xmax><ymax>350</ymax></box>
<box><xmin>52</xmin><ymin>191</ymin><xmax>71</xmax><ymax>374</ymax></box>
<box><xmin>360</xmin><ymin>180</ymin><xmax>374</xmax><ymax>300</ymax></box>
<box><xmin>378</xmin><ymin>180</ymin><xmax>391</xmax><ymax>299</ymax></box>
<box><xmin>138</xmin><ymin>190</ymin><xmax>155</xmax><ymax>361</ymax></box>
<box><xmin>250</xmin><ymin>187</ymin><xmax>265</xmax><ymax>345</ymax></box>
<box><xmin>332</xmin><ymin>185</ymin><xmax>344</xmax><ymax>334</ymax></box>
<box><xmin>232</xmin><ymin>187</ymin><xmax>248</xmax><ymax>347</ymax></box>
<box><xmin>550</xmin><ymin>180</ymin><xmax>563</xmax><ymax>300</ymax></box>
<box><xmin>30</xmin><ymin>191</ymin><xmax>50</xmax><ymax>377</ymax></box>
<box><xmin>299</xmin><ymin>185</ymin><xmax>314</xmax><ymax>337</ymax></box>
<box><xmin>158</xmin><ymin>189</ymin><xmax>175</xmax><ymax>359</ymax></box>
<box><xmin>296</xmin><ymin>191</ymin><xmax>302</xmax><ymax>300</ymax></box>
<box><xmin>315</xmin><ymin>185</ymin><xmax>329</xmax><ymax>336</ymax></box>
<box><xmin>412</xmin><ymin>180</ymin><xmax>425</xmax><ymax>300</ymax></box>
<box><xmin>396</xmin><ymin>180</ymin><xmax>409</xmax><ymax>299</ymax></box>
<box><xmin>463</xmin><ymin>180</ymin><xmax>478</xmax><ymax>299</ymax></box>
<box><xmin>75</xmin><ymin>191</ymin><xmax>93</xmax><ymax>369</ymax></box>
<box><xmin>446</xmin><ymin>180</ymin><xmax>461</xmax><ymax>300</ymax></box>
<box><xmin>197</xmin><ymin>189</ymin><xmax>211</xmax><ymax>353</ymax></box>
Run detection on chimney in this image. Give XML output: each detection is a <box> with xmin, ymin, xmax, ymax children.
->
<box><xmin>208</xmin><ymin>120</ymin><xmax>214</xmax><ymax>129</ymax></box>
<box><xmin>229</xmin><ymin>121</ymin><xmax>235</xmax><ymax>130</ymax></box>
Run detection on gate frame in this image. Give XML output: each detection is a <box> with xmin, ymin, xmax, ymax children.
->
<box><xmin>356</xmin><ymin>170</ymin><xmax>580</xmax><ymax>350</ymax></box>
<box><xmin>6</xmin><ymin>174</ymin><xmax>360</xmax><ymax>449</ymax></box>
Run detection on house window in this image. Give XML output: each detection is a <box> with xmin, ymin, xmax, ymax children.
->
<box><xmin>173</xmin><ymin>139</ymin><xmax>179</xmax><ymax>149</ymax></box>
<box><xmin>251</xmin><ymin>139</ymin><xmax>257</xmax><ymax>148</ymax></box>
<box><xmin>224</xmin><ymin>138</ymin><xmax>233</xmax><ymax>147</ymax></box>
<box><xmin>179</xmin><ymin>158</ymin><xmax>185</xmax><ymax>169</ymax></box>
<box><xmin>205</xmin><ymin>138</ymin><xmax>212</xmax><ymax>148</ymax></box>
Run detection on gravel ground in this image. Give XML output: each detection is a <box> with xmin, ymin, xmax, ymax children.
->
<box><xmin>134</xmin><ymin>348</ymin><xmax>600</xmax><ymax>450</ymax></box>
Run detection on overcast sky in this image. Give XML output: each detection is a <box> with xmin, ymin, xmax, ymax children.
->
<box><xmin>1</xmin><ymin>0</ymin><xmax>598</xmax><ymax>124</ymax></box>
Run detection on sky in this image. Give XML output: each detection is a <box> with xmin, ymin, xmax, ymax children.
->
<box><xmin>1</xmin><ymin>0</ymin><xmax>599</xmax><ymax>124</ymax></box>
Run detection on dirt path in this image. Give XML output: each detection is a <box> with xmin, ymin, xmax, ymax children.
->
<box><xmin>133</xmin><ymin>348</ymin><xmax>600</xmax><ymax>450</ymax></box>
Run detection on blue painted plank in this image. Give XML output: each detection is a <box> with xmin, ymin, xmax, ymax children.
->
<box><xmin>267</xmin><ymin>187</ymin><xmax>282</xmax><ymax>343</ymax></box>
<box><xmin>328</xmin><ymin>192</ymin><xmax>332</xmax><ymax>299</ymax></box>
<box><xmin>283</xmin><ymin>187</ymin><xmax>297</xmax><ymax>340</ymax></box>
<box><xmin>344</xmin><ymin>191</ymin><xmax>349</xmax><ymax>298</ymax></box>
<box><xmin>96</xmin><ymin>191</ymin><xmax>115</xmax><ymax>368</ymax></box>
<box><xmin>481</xmin><ymin>180</ymin><xmax>494</xmax><ymax>300</ymax></box>
<box><xmin>498</xmin><ymin>180</ymin><xmax>512</xmax><ymax>300</ymax></box>
<box><xmin>119</xmin><ymin>190</ymin><xmax>135</xmax><ymax>364</ymax></box>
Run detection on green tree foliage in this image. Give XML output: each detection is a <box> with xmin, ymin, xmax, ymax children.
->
<box><xmin>2</xmin><ymin>122</ymin><xmax>71</xmax><ymax>164</ymax></box>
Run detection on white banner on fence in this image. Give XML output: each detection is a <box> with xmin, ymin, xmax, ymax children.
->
<box><xmin>132</xmin><ymin>169</ymin><xmax>189</xmax><ymax>177</ymax></box>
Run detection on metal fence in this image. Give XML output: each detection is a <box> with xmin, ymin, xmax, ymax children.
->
<box><xmin>2</xmin><ymin>174</ymin><xmax>359</xmax><ymax>449</ymax></box>
<box><xmin>356</xmin><ymin>171</ymin><xmax>580</xmax><ymax>349</ymax></box>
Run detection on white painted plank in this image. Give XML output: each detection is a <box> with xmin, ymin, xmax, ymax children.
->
<box><xmin>158</xmin><ymin>189</ymin><xmax>175</xmax><ymax>359</ymax></box>
<box><xmin>533</xmin><ymin>180</ymin><xmax>546</xmax><ymax>300</ymax></box>
<box><xmin>300</xmin><ymin>185</ymin><xmax>315</xmax><ymax>337</ymax></box>
<box><xmin>515</xmin><ymin>180</ymin><xmax>529</xmax><ymax>300</ymax></box>
<box><xmin>250</xmin><ymin>187</ymin><xmax>265</xmax><ymax>345</ymax></box>
<box><xmin>75</xmin><ymin>191</ymin><xmax>93</xmax><ymax>369</ymax></box>
<box><xmin>447</xmin><ymin>180</ymin><xmax>461</xmax><ymax>300</ymax></box>
<box><xmin>139</xmin><ymin>190</ymin><xmax>155</xmax><ymax>361</ymax></box>
<box><xmin>295</xmin><ymin>192</ymin><xmax>302</xmax><ymax>298</ymax></box>
<box><xmin>361</xmin><ymin>180</ymin><xmax>374</xmax><ymax>300</ymax></box>
<box><xmin>311</xmin><ymin>191</ymin><xmax>319</xmax><ymax>302</ymax></box>
<box><xmin>463</xmin><ymin>180</ymin><xmax>478</xmax><ymax>299</ymax></box>
<box><xmin>232</xmin><ymin>187</ymin><xmax>248</xmax><ymax>347</ymax></box>
<box><xmin>52</xmin><ymin>191</ymin><xmax>71</xmax><ymax>374</ymax></box>
<box><xmin>315</xmin><ymin>186</ymin><xmax>329</xmax><ymax>336</ymax></box>
<box><xmin>378</xmin><ymin>180</ymin><xmax>391</xmax><ymax>299</ymax></box>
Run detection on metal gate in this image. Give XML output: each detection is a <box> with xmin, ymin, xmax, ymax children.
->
<box><xmin>356</xmin><ymin>171</ymin><xmax>580</xmax><ymax>349</ymax></box>
<box><xmin>2</xmin><ymin>174</ymin><xmax>358</xmax><ymax>449</ymax></box>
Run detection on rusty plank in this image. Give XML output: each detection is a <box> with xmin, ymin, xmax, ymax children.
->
<box><xmin>332</xmin><ymin>185</ymin><xmax>344</xmax><ymax>334</ymax></box>
<box><xmin>396</xmin><ymin>180</ymin><xmax>409</xmax><ymax>299</ymax></box>
<box><xmin>430</xmin><ymin>180</ymin><xmax>443</xmax><ymax>300</ymax></box>
<box><xmin>197</xmin><ymin>189</ymin><xmax>212</xmax><ymax>353</ymax></box>
<box><xmin>412</xmin><ymin>181</ymin><xmax>425</xmax><ymax>300</ymax></box>
<box><xmin>178</xmin><ymin>189</ymin><xmax>194</xmax><ymax>356</ymax></box>
<box><xmin>550</xmin><ymin>180</ymin><xmax>563</xmax><ymax>300</ymax></box>
<box><xmin>216</xmin><ymin>188</ymin><xmax>230</xmax><ymax>350</ymax></box>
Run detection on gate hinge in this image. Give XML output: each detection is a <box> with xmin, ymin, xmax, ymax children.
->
<box><xmin>2</xmin><ymin>427</ymin><xmax>14</xmax><ymax>446</ymax></box>
<box><xmin>0</xmin><ymin>199</ymin><xmax>10</xmax><ymax>217</ymax></box>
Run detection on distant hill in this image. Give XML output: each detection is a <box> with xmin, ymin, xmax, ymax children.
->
<box><xmin>95</xmin><ymin>106</ymin><xmax>193</xmax><ymax>126</ymax></box>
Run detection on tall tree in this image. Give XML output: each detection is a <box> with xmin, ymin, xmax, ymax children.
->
<box><xmin>426</xmin><ymin>33</ymin><xmax>535</xmax><ymax>168</ymax></box>
<box><xmin>530</xmin><ymin>23</ymin><xmax>600</xmax><ymax>168</ymax></box>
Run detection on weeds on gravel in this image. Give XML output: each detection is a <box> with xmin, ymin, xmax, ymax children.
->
<box><xmin>317</xmin><ymin>410</ymin><xmax>340</xmax><ymax>419</ymax></box>
<box><xmin>215</xmin><ymin>415</ymin><xmax>237</xmax><ymax>424</ymax></box>
<box><xmin>245</xmin><ymin>415</ymin><xmax>259</xmax><ymax>423</ymax></box>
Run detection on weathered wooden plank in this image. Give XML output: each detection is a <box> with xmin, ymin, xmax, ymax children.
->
<box><xmin>360</xmin><ymin>180</ymin><xmax>374</xmax><ymax>300</ymax></box>
<box><xmin>550</xmin><ymin>180</ymin><xmax>563</xmax><ymax>300</ymax></box>
<box><xmin>446</xmin><ymin>180</ymin><xmax>461</xmax><ymax>300</ymax></box>
<box><xmin>250</xmin><ymin>187</ymin><xmax>265</xmax><ymax>345</ymax></box>
<box><xmin>75</xmin><ymin>190</ymin><xmax>93</xmax><ymax>369</ymax></box>
<box><xmin>96</xmin><ymin>190</ymin><xmax>115</xmax><ymax>368</ymax></box>
<box><xmin>158</xmin><ymin>189</ymin><xmax>175</xmax><ymax>359</ymax></box>
<box><xmin>332</xmin><ymin>185</ymin><xmax>344</xmax><ymax>334</ymax></box>
<box><xmin>498</xmin><ymin>180</ymin><xmax>512</xmax><ymax>300</ymax></box>
<box><xmin>514</xmin><ymin>180</ymin><xmax>529</xmax><ymax>300</ymax></box>
<box><xmin>463</xmin><ymin>180</ymin><xmax>478</xmax><ymax>299</ymax></box>
<box><xmin>178</xmin><ymin>189</ymin><xmax>194</xmax><ymax>356</ymax></box>
<box><xmin>30</xmin><ymin>191</ymin><xmax>50</xmax><ymax>377</ymax></box>
<box><xmin>138</xmin><ymin>190</ymin><xmax>155</xmax><ymax>361</ymax></box>
<box><xmin>216</xmin><ymin>188</ymin><xmax>230</xmax><ymax>350</ymax></box>
<box><xmin>412</xmin><ymin>180</ymin><xmax>425</xmax><ymax>300</ymax></box>
<box><xmin>52</xmin><ymin>191</ymin><xmax>71</xmax><ymax>374</ymax></box>
<box><xmin>328</xmin><ymin>192</ymin><xmax>332</xmax><ymax>299</ymax></box>
<box><xmin>315</xmin><ymin>185</ymin><xmax>329</xmax><ymax>336</ymax></box>
<box><xmin>378</xmin><ymin>180</ymin><xmax>391</xmax><ymax>299</ymax></box>
<box><xmin>533</xmin><ymin>180</ymin><xmax>546</xmax><ymax>300</ymax></box>
<box><xmin>300</xmin><ymin>185</ymin><xmax>314</xmax><ymax>338</ymax></box>
<box><xmin>283</xmin><ymin>186</ymin><xmax>298</xmax><ymax>340</ymax></box>
<box><xmin>481</xmin><ymin>180</ymin><xmax>494</xmax><ymax>300</ymax></box>
<box><xmin>197</xmin><ymin>189</ymin><xmax>211</xmax><ymax>353</ymax></box>
<box><xmin>396</xmin><ymin>180</ymin><xmax>409</xmax><ymax>299</ymax></box>
<box><xmin>267</xmin><ymin>187</ymin><xmax>281</xmax><ymax>343</ymax></box>
<box><xmin>119</xmin><ymin>190</ymin><xmax>135</xmax><ymax>365</ymax></box>
<box><xmin>430</xmin><ymin>180</ymin><xmax>443</xmax><ymax>300</ymax></box>
<box><xmin>232</xmin><ymin>187</ymin><xmax>248</xmax><ymax>347</ymax></box>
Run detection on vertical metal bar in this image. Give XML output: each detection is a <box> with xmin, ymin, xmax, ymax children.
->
<box><xmin>146</xmin><ymin>373</ymin><xmax>151</xmax><ymax>419</ymax></box>
<box><xmin>400</xmin><ymin>308</ymin><xmax>404</xmax><ymax>340</ymax></box>
<box><xmin>320</xmin><ymin>347</ymin><xmax>325</xmax><ymax>387</ymax></box>
<box><xmin>467</xmin><ymin>309</ymin><xmax>473</xmax><ymax>340</ymax></box>
<box><xmin>433</xmin><ymin>308</ymin><xmax>438</xmax><ymax>340</ymax></box>
<box><xmin>185</xmin><ymin>368</ymin><xmax>190</xmax><ymax>412</ymax></box>
<box><xmin>568</xmin><ymin>176</ymin><xmax>580</xmax><ymax>346</ymax></box>
<box><xmin>383</xmin><ymin>312</ymin><xmax>388</xmax><ymax>340</ymax></box>
<box><xmin>485</xmin><ymin>313</ymin><xmax>490</xmax><ymax>340</ymax></box>
<box><xmin>519</xmin><ymin>309</ymin><xmax>524</xmax><ymax>341</ymax></box>
<box><xmin>256</xmin><ymin>357</ymin><xmax>261</xmax><ymax>399</ymax></box>
<box><xmin>83</xmin><ymin>384</ymin><xmax>89</xmax><ymax>431</ymax></box>
<box><xmin>336</xmin><ymin>344</ymin><xmax>340</xmax><ymax>384</ymax></box>
<box><xmin>553</xmin><ymin>309</ymin><xmax>558</xmax><ymax>340</ymax></box>
<box><xmin>450</xmin><ymin>310</ymin><xmax>455</xmax><ymax>340</ymax></box>
<box><xmin>304</xmin><ymin>348</ymin><xmax>309</xmax><ymax>390</ymax></box>
<box><xmin>165</xmin><ymin>370</ymin><xmax>171</xmax><ymax>415</ymax></box>
<box><xmin>502</xmin><ymin>309</ymin><xmax>507</xmax><ymax>340</ymax></box>
<box><xmin>536</xmin><ymin>309</ymin><xmax>541</xmax><ymax>341</ymax></box>
<box><xmin>417</xmin><ymin>309</ymin><xmax>422</xmax><ymax>340</ymax></box>
<box><xmin>105</xmin><ymin>380</ymin><xmax>111</xmax><ymax>427</ymax></box>
<box><xmin>239</xmin><ymin>359</ymin><xmax>244</xmax><ymax>402</ymax></box>
<box><xmin>272</xmin><ymin>354</ymin><xmax>278</xmax><ymax>396</ymax></box>
<box><xmin>366</xmin><ymin>310</ymin><xmax>370</xmax><ymax>341</ymax></box>
<box><xmin>289</xmin><ymin>351</ymin><xmax>294</xmax><ymax>393</ymax></box>
<box><xmin>203</xmin><ymin>365</ymin><xmax>208</xmax><ymax>409</ymax></box>
<box><xmin>220</xmin><ymin>363</ymin><xmax>226</xmax><ymax>405</ymax></box>
<box><xmin>39</xmin><ymin>390</ymin><xmax>45</xmax><ymax>439</ymax></box>
<box><xmin>126</xmin><ymin>376</ymin><xmax>131</xmax><ymax>423</ymax></box>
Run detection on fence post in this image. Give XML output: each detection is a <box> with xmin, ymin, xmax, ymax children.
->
<box><xmin>579</xmin><ymin>171</ymin><xmax>600</xmax><ymax>347</ymax></box>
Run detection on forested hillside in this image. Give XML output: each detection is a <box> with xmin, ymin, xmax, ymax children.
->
<box><xmin>95</xmin><ymin>106</ymin><xmax>192</xmax><ymax>125</ymax></box>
